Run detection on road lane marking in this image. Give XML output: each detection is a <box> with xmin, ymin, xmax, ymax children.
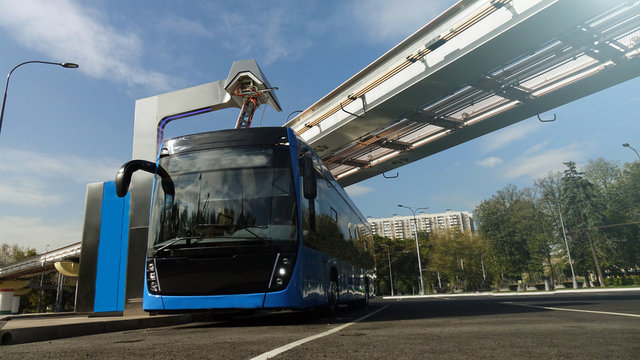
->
<box><xmin>250</xmin><ymin>305</ymin><xmax>390</xmax><ymax>360</ymax></box>
<box><xmin>503</xmin><ymin>302</ymin><xmax>640</xmax><ymax>319</ymax></box>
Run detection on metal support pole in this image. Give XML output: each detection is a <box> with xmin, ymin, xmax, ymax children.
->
<box><xmin>36</xmin><ymin>244</ymin><xmax>49</xmax><ymax>313</ymax></box>
<box><xmin>481</xmin><ymin>257</ymin><xmax>487</xmax><ymax>281</ymax></box>
<box><xmin>36</xmin><ymin>267</ymin><xmax>45</xmax><ymax>313</ymax></box>
<box><xmin>55</xmin><ymin>272</ymin><xmax>65</xmax><ymax>312</ymax></box>
<box><xmin>558</xmin><ymin>206</ymin><xmax>578</xmax><ymax>289</ymax></box>
<box><xmin>382</xmin><ymin>244</ymin><xmax>394</xmax><ymax>296</ymax></box>
<box><xmin>398</xmin><ymin>205</ymin><xmax>426</xmax><ymax>295</ymax></box>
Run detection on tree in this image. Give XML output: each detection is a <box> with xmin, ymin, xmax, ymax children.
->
<box><xmin>374</xmin><ymin>235</ymin><xmax>428</xmax><ymax>295</ymax></box>
<box><xmin>426</xmin><ymin>229</ymin><xmax>491</xmax><ymax>291</ymax></box>
<box><xmin>475</xmin><ymin>185</ymin><xmax>532</xmax><ymax>280</ymax></box>
<box><xmin>0</xmin><ymin>243</ymin><xmax>37</xmax><ymax>265</ymax></box>
<box><xmin>561</xmin><ymin>161</ymin><xmax>606</xmax><ymax>286</ymax></box>
<box><xmin>535</xmin><ymin>172</ymin><xmax>578</xmax><ymax>285</ymax></box>
<box><xmin>520</xmin><ymin>187</ymin><xmax>558</xmax><ymax>288</ymax></box>
<box><xmin>583</xmin><ymin>158</ymin><xmax>622</xmax><ymax>202</ymax></box>
<box><xmin>606</xmin><ymin>162</ymin><xmax>640</xmax><ymax>272</ymax></box>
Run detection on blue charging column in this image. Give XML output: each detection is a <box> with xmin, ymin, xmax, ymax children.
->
<box><xmin>76</xmin><ymin>181</ymin><xmax>130</xmax><ymax>314</ymax></box>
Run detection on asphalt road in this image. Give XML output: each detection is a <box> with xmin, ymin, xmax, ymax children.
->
<box><xmin>2</xmin><ymin>291</ymin><xmax>639</xmax><ymax>359</ymax></box>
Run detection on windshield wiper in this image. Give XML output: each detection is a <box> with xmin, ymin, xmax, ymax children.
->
<box><xmin>154</xmin><ymin>235</ymin><xmax>203</xmax><ymax>253</ymax></box>
<box><xmin>234</xmin><ymin>225</ymin><xmax>268</xmax><ymax>241</ymax></box>
<box><xmin>197</xmin><ymin>223</ymin><xmax>269</xmax><ymax>241</ymax></box>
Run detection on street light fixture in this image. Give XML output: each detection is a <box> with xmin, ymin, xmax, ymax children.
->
<box><xmin>397</xmin><ymin>204</ymin><xmax>428</xmax><ymax>295</ymax></box>
<box><xmin>0</xmin><ymin>60</ymin><xmax>79</xmax><ymax>136</ymax></box>
<box><xmin>622</xmin><ymin>143</ymin><xmax>640</xmax><ymax>161</ymax></box>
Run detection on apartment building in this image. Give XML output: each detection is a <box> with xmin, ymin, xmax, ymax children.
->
<box><xmin>367</xmin><ymin>210</ymin><xmax>474</xmax><ymax>240</ymax></box>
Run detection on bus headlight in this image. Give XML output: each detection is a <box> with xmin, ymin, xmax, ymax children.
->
<box><xmin>147</xmin><ymin>260</ymin><xmax>161</xmax><ymax>294</ymax></box>
<box><xmin>269</xmin><ymin>254</ymin><xmax>294</xmax><ymax>291</ymax></box>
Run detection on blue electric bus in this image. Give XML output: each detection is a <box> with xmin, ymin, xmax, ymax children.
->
<box><xmin>115</xmin><ymin>127</ymin><xmax>374</xmax><ymax>312</ymax></box>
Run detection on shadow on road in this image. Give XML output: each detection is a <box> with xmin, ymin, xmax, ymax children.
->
<box><xmin>178</xmin><ymin>292</ymin><xmax>639</xmax><ymax>330</ymax></box>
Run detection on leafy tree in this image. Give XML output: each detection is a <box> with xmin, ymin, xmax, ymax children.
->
<box><xmin>583</xmin><ymin>158</ymin><xmax>622</xmax><ymax>202</ymax></box>
<box><xmin>374</xmin><ymin>157</ymin><xmax>640</xmax><ymax>292</ymax></box>
<box><xmin>535</xmin><ymin>172</ymin><xmax>578</xmax><ymax>284</ymax></box>
<box><xmin>475</xmin><ymin>185</ymin><xmax>532</xmax><ymax>280</ymax></box>
<box><xmin>425</xmin><ymin>229</ymin><xmax>491</xmax><ymax>291</ymax></box>
<box><xmin>605</xmin><ymin>162</ymin><xmax>640</xmax><ymax>272</ymax></box>
<box><xmin>374</xmin><ymin>234</ymin><xmax>427</xmax><ymax>295</ymax></box>
<box><xmin>561</xmin><ymin>161</ymin><xmax>606</xmax><ymax>286</ymax></box>
<box><xmin>0</xmin><ymin>243</ymin><xmax>37</xmax><ymax>265</ymax></box>
<box><xmin>520</xmin><ymin>187</ymin><xmax>558</xmax><ymax>287</ymax></box>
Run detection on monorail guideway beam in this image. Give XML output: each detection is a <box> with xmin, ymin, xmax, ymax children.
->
<box><xmin>123</xmin><ymin>59</ymin><xmax>281</xmax><ymax>314</ymax></box>
<box><xmin>285</xmin><ymin>0</ymin><xmax>640</xmax><ymax>186</ymax></box>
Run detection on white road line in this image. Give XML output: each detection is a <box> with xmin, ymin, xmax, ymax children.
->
<box><xmin>504</xmin><ymin>302</ymin><xmax>640</xmax><ymax>319</ymax></box>
<box><xmin>250</xmin><ymin>305</ymin><xmax>390</xmax><ymax>360</ymax></box>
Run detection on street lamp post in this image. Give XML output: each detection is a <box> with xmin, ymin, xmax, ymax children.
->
<box><xmin>381</xmin><ymin>244</ymin><xmax>394</xmax><ymax>296</ymax></box>
<box><xmin>0</xmin><ymin>61</ymin><xmax>79</xmax><ymax>136</ymax></box>
<box><xmin>622</xmin><ymin>143</ymin><xmax>640</xmax><ymax>161</ymax></box>
<box><xmin>558</xmin><ymin>205</ymin><xmax>578</xmax><ymax>289</ymax></box>
<box><xmin>398</xmin><ymin>204</ymin><xmax>428</xmax><ymax>295</ymax></box>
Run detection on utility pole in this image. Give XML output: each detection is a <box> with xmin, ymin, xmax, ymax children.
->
<box><xmin>381</xmin><ymin>244</ymin><xmax>394</xmax><ymax>296</ymax></box>
<box><xmin>558</xmin><ymin>207</ymin><xmax>578</xmax><ymax>289</ymax></box>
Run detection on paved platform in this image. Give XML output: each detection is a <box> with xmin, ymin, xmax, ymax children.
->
<box><xmin>0</xmin><ymin>312</ymin><xmax>204</xmax><ymax>345</ymax></box>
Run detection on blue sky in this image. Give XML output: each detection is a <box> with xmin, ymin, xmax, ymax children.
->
<box><xmin>0</xmin><ymin>0</ymin><xmax>639</xmax><ymax>252</ymax></box>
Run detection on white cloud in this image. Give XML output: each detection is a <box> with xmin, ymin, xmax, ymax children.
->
<box><xmin>0</xmin><ymin>0</ymin><xmax>175</xmax><ymax>91</ymax></box>
<box><xmin>523</xmin><ymin>141</ymin><xmax>550</xmax><ymax>156</ymax></box>
<box><xmin>344</xmin><ymin>0</ymin><xmax>452</xmax><ymax>43</ymax></box>
<box><xmin>476</xmin><ymin>156</ymin><xmax>503</xmax><ymax>167</ymax></box>
<box><xmin>0</xmin><ymin>148</ymin><xmax>121</xmax><ymax>183</ymax></box>
<box><xmin>0</xmin><ymin>216</ymin><xmax>81</xmax><ymax>251</ymax></box>
<box><xmin>0</xmin><ymin>148</ymin><xmax>121</xmax><ymax>207</ymax></box>
<box><xmin>345</xmin><ymin>183</ymin><xmax>374</xmax><ymax>197</ymax></box>
<box><xmin>204</xmin><ymin>4</ymin><xmax>313</xmax><ymax>65</ymax></box>
<box><xmin>503</xmin><ymin>143</ymin><xmax>586</xmax><ymax>180</ymax></box>
<box><xmin>0</xmin><ymin>178</ymin><xmax>62</xmax><ymax>206</ymax></box>
<box><xmin>162</xmin><ymin>15</ymin><xmax>213</xmax><ymax>38</ymax></box>
<box><xmin>481</xmin><ymin>120</ymin><xmax>540</xmax><ymax>153</ymax></box>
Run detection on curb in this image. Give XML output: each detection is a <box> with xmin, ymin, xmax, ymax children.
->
<box><xmin>0</xmin><ymin>313</ymin><xmax>203</xmax><ymax>346</ymax></box>
<box><xmin>382</xmin><ymin>287</ymin><xmax>640</xmax><ymax>300</ymax></box>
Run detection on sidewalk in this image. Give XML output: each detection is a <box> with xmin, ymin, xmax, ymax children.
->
<box><xmin>0</xmin><ymin>312</ymin><xmax>206</xmax><ymax>345</ymax></box>
<box><xmin>382</xmin><ymin>286</ymin><xmax>640</xmax><ymax>300</ymax></box>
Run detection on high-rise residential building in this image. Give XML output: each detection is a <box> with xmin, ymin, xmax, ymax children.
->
<box><xmin>367</xmin><ymin>210</ymin><xmax>474</xmax><ymax>240</ymax></box>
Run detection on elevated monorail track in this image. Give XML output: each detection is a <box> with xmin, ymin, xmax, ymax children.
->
<box><xmin>285</xmin><ymin>0</ymin><xmax>640</xmax><ymax>186</ymax></box>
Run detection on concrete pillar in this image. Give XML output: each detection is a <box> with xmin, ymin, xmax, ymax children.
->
<box><xmin>0</xmin><ymin>289</ymin><xmax>13</xmax><ymax>315</ymax></box>
<box><xmin>11</xmin><ymin>295</ymin><xmax>20</xmax><ymax>314</ymax></box>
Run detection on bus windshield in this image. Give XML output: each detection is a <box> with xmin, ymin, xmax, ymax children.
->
<box><xmin>148</xmin><ymin>146</ymin><xmax>297</xmax><ymax>255</ymax></box>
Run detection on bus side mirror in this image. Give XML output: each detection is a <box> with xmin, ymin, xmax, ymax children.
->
<box><xmin>303</xmin><ymin>155</ymin><xmax>317</xmax><ymax>200</ymax></box>
<box><xmin>115</xmin><ymin>160</ymin><xmax>175</xmax><ymax>198</ymax></box>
